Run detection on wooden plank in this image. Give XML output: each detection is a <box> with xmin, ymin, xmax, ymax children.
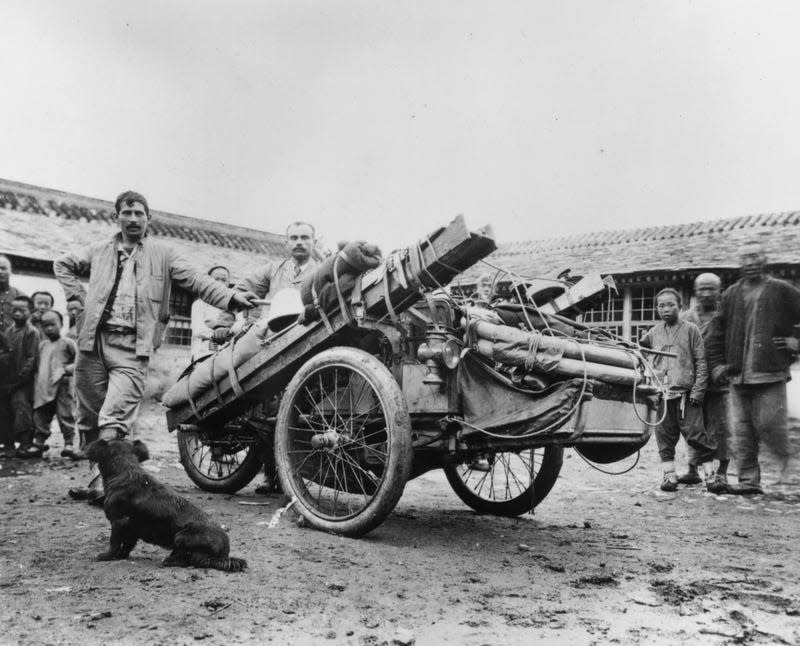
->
<box><xmin>166</xmin><ymin>215</ymin><xmax>496</xmax><ymax>429</ymax></box>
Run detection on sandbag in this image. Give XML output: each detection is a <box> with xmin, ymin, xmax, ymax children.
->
<box><xmin>162</xmin><ymin>318</ymin><xmax>271</xmax><ymax>409</ymax></box>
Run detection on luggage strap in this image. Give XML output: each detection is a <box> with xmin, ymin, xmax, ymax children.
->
<box><xmin>333</xmin><ymin>251</ymin><xmax>355</xmax><ymax>328</ymax></box>
<box><xmin>311</xmin><ymin>282</ymin><xmax>334</xmax><ymax>334</ymax></box>
<box><xmin>350</xmin><ymin>275</ymin><xmax>364</xmax><ymax>323</ymax></box>
<box><xmin>184</xmin><ymin>370</ymin><xmax>202</xmax><ymax>420</ymax></box>
<box><xmin>225</xmin><ymin>341</ymin><xmax>245</xmax><ymax>398</ymax></box>
<box><xmin>209</xmin><ymin>351</ymin><xmax>225</xmax><ymax>406</ymax></box>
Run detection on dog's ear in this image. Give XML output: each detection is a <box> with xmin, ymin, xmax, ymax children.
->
<box><xmin>131</xmin><ymin>439</ymin><xmax>150</xmax><ymax>463</ymax></box>
<box><xmin>86</xmin><ymin>439</ymin><xmax>107</xmax><ymax>461</ymax></box>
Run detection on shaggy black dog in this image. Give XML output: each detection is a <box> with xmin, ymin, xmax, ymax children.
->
<box><xmin>87</xmin><ymin>439</ymin><xmax>247</xmax><ymax>572</ymax></box>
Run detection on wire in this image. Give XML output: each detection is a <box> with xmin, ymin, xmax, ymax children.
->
<box><xmin>574</xmin><ymin>448</ymin><xmax>641</xmax><ymax>475</ymax></box>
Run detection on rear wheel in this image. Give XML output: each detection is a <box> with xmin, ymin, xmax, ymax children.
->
<box><xmin>444</xmin><ymin>446</ymin><xmax>563</xmax><ymax>516</ymax></box>
<box><xmin>275</xmin><ymin>347</ymin><xmax>413</xmax><ymax>537</ymax></box>
<box><xmin>177</xmin><ymin>425</ymin><xmax>264</xmax><ymax>493</ymax></box>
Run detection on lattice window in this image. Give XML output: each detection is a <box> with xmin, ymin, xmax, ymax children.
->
<box><xmin>631</xmin><ymin>286</ymin><xmax>660</xmax><ymax>321</ymax></box>
<box><xmin>164</xmin><ymin>316</ymin><xmax>192</xmax><ymax>346</ymax></box>
<box><xmin>580</xmin><ymin>292</ymin><xmax>624</xmax><ymax>338</ymax></box>
<box><xmin>169</xmin><ymin>286</ymin><xmax>193</xmax><ymax>318</ymax></box>
<box><xmin>630</xmin><ymin>286</ymin><xmax>662</xmax><ymax>343</ymax></box>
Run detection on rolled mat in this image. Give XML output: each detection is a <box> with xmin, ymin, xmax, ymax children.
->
<box><xmin>162</xmin><ymin>318</ymin><xmax>271</xmax><ymax>409</ymax></box>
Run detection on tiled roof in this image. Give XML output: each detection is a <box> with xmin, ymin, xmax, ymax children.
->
<box><xmin>0</xmin><ymin>178</ymin><xmax>287</xmax><ymax>280</ymax></box>
<box><xmin>0</xmin><ymin>208</ymin><xmax>277</xmax><ymax>281</ymax></box>
<box><xmin>0</xmin><ymin>178</ymin><xmax>286</xmax><ymax>257</ymax></box>
<box><xmin>460</xmin><ymin>212</ymin><xmax>800</xmax><ymax>284</ymax></box>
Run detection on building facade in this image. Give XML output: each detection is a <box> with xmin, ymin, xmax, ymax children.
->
<box><xmin>0</xmin><ymin>178</ymin><xmax>286</xmax><ymax>347</ymax></box>
<box><xmin>461</xmin><ymin>211</ymin><xmax>800</xmax><ymax>342</ymax></box>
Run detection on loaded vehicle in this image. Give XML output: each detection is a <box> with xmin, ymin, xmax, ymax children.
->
<box><xmin>163</xmin><ymin>216</ymin><xmax>665</xmax><ymax>537</ymax></box>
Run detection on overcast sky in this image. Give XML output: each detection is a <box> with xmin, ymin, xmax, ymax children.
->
<box><xmin>2</xmin><ymin>1</ymin><xmax>799</xmax><ymax>252</ymax></box>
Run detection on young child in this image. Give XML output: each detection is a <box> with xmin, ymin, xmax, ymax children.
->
<box><xmin>5</xmin><ymin>296</ymin><xmax>39</xmax><ymax>456</ymax></box>
<box><xmin>22</xmin><ymin>310</ymin><xmax>78</xmax><ymax>459</ymax></box>
<box><xmin>30</xmin><ymin>291</ymin><xmax>55</xmax><ymax>338</ymax></box>
<box><xmin>639</xmin><ymin>288</ymin><xmax>724</xmax><ymax>493</ymax></box>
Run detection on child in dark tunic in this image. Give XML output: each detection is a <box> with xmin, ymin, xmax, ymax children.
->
<box><xmin>24</xmin><ymin>311</ymin><xmax>78</xmax><ymax>459</ymax></box>
<box><xmin>640</xmin><ymin>288</ymin><xmax>724</xmax><ymax>493</ymax></box>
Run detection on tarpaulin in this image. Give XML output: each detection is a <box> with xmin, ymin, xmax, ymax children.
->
<box><xmin>458</xmin><ymin>354</ymin><xmax>586</xmax><ymax>436</ymax></box>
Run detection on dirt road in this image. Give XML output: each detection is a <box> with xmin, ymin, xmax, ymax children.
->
<box><xmin>1</xmin><ymin>406</ymin><xmax>798</xmax><ymax>645</ymax></box>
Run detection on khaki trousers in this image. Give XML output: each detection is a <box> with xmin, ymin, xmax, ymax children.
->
<box><xmin>74</xmin><ymin>329</ymin><xmax>149</xmax><ymax>443</ymax></box>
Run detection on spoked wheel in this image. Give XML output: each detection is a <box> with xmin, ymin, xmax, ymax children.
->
<box><xmin>275</xmin><ymin>347</ymin><xmax>413</xmax><ymax>537</ymax></box>
<box><xmin>444</xmin><ymin>446</ymin><xmax>564</xmax><ymax>516</ymax></box>
<box><xmin>177</xmin><ymin>425</ymin><xmax>264</xmax><ymax>493</ymax></box>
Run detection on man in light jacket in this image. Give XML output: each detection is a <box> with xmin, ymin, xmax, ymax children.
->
<box><xmin>54</xmin><ymin>190</ymin><xmax>257</xmax><ymax>502</ymax></box>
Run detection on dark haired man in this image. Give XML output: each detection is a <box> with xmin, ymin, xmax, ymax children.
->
<box><xmin>54</xmin><ymin>190</ymin><xmax>258</xmax><ymax>501</ymax></box>
<box><xmin>0</xmin><ymin>255</ymin><xmax>27</xmax><ymax>331</ymax></box>
<box><xmin>2</xmin><ymin>296</ymin><xmax>39</xmax><ymax>456</ymax></box>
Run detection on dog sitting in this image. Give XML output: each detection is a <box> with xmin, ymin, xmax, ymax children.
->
<box><xmin>87</xmin><ymin>439</ymin><xmax>247</xmax><ymax>572</ymax></box>
<box><xmin>299</xmin><ymin>240</ymin><xmax>382</xmax><ymax>323</ymax></box>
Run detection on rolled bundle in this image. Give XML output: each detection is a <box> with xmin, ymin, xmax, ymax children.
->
<box><xmin>471</xmin><ymin>320</ymin><xmax>639</xmax><ymax>370</ymax></box>
<box><xmin>474</xmin><ymin>339</ymin><xmax>642</xmax><ymax>387</ymax></box>
<box><xmin>162</xmin><ymin>318</ymin><xmax>271</xmax><ymax>409</ymax></box>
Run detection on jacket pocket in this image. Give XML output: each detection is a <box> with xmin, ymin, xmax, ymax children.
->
<box><xmin>148</xmin><ymin>274</ymin><xmax>165</xmax><ymax>302</ymax></box>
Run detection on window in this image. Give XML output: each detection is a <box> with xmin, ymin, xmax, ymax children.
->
<box><xmin>630</xmin><ymin>286</ymin><xmax>660</xmax><ymax>342</ymax></box>
<box><xmin>164</xmin><ymin>317</ymin><xmax>192</xmax><ymax>346</ymax></box>
<box><xmin>169</xmin><ymin>286</ymin><xmax>193</xmax><ymax>318</ymax></box>
<box><xmin>581</xmin><ymin>292</ymin><xmax>624</xmax><ymax>338</ymax></box>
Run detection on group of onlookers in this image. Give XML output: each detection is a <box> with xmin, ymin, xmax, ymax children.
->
<box><xmin>641</xmin><ymin>240</ymin><xmax>797</xmax><ymax>495</ymax></box>
<box><xmin>0</xmin><ymin>254</ymin><xmax>86</xmax><ymax>459</ymax></box>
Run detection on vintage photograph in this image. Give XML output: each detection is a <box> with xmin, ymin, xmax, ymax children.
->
<box><xmin>0</xmin><ymin>2</ymin><xmax>798</xmax><ymax>644</ymax></box>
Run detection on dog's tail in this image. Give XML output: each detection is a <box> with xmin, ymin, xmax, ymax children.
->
<box><xmin>188</xmin><ymin>552</ymin><xmax>248</xmax><ymax>573</ymax></box>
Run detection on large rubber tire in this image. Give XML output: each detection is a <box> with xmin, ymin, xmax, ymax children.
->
<box><xmin>444</xmin><ymin>446</ymin><xmax>564</xmax><ymax>516</ymax></box>
<box><xmin>275</xmin><ymin>347</ymin><xmax>413</xmax><ymax>537</ymax></box>
<box><xmin>177</xmin><ymin>426</ymin><xmax>264</xmax><ymax>494</ymax></box>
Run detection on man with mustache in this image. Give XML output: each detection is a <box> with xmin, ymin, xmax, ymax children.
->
<box><xmin>54</xmin><ymin>190</ymin><xmax>258</xmax><ymax>503</ymax></box>
<box><xmin>212</xmin><ymin>221</ymin><xmax>320</xmax><ymax>494</ymax></box>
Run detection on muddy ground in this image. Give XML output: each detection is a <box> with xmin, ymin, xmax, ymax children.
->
<box><xmin>1</xmin><ymin>404</ymin><xmax>798</xmax><ymax>646</ymax></box>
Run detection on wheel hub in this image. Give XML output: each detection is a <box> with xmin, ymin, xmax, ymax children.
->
<box><xmin>311</xmin><ymin>430</ymin><xmax>341</xmax><ymax>450</ymax></box>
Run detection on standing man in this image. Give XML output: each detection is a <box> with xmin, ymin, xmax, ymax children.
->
<box><xmin>213</xmin><ymin>221</ymin><xmax>320</xmax><ymax>494</ymax></box>
<box><xmin>679</xmin><ymin>273</ymin><xmax>732</xmax><ymax>486</ymax></box>
<box><xmin>0</xmin><ymin>255</ymin><xmax>27</xmax><ymax>331</ymax></box>
<box><xmin>707</xmin><ymin>241</ymin><xmax>800</xmax><ymax>494</ymax></box>
<box><xmin>54</xmin><ymin>190</ymin><xmax>257</xmax><ymax>502</ymax></box>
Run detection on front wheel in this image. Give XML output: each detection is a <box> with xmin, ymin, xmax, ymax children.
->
<box><xmin>275</xmin><ymin>347</ymin><xmax>413</xmax><ymax>537</ymax></box>
<box><xmin>444</xmin><ymin>446</ymin><xmax>563</xmax><ymax>516</ymax></box>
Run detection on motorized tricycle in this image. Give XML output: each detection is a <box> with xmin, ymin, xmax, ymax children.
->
<box><xmin>164</xmin><ymin>217</ymin><xmax>662</xmax><ymax>536</ymax></box>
